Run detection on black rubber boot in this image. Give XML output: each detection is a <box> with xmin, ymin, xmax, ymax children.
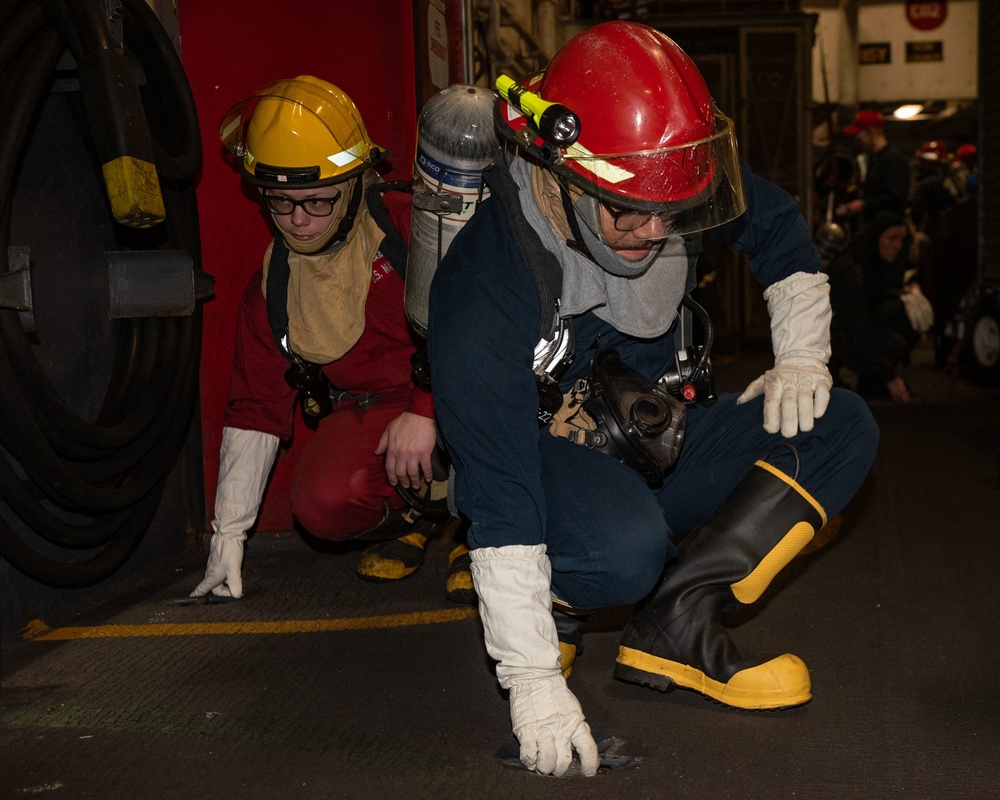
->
<box><xmin>354</xmin><ymin>502</ymin><xmax>421</xmax><ymax>542</ymax></box>
<box><xmin>357</xmin><ymin>513</ymin><xmax>435</xmax><ymax>582</ymax></box>
<box><xmin>614</xmin><ymin>461</ymin><xmax>826</xmax><ymax>710</ymax></box>
<box><xmin>553</xmin><ymin>604</ymin><xmax>589</xmax><ymax>679</ymax></box>
<box><xmin>445</xmin><ymin>534</ymin><xmax>476</xmax><ymax>605</ymax></box>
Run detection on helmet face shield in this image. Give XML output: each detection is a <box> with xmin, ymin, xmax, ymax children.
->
<box><xmin>568</xmin><ymin>109</ymin><xmax>746</xmax><ymax>240</ymax></box>
<box><xmin>218</xmin><ymin>76</ymin><xmax>387</xmax><ymax>189</ymax></box>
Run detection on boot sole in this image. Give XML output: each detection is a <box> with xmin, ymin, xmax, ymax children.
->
<box><xmin>356</xmin><ymin>565</ymin><xmax>421</xmax><ymax>582</ymax></box>
<box><xmin>614</xmin><ymin>647</ymin><xmax>812</xmax><ymax>710</ymax></box>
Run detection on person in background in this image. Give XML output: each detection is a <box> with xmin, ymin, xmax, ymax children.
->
<box><xmin>836</xmin><ymin>110</ymin><xmax>911</xmax><ymax>230</ymax></box>
<box><xmin>921</xmin><ymin>143</ymin><xmax>979</xmax><ymax>347</ymax></box>
<box><xmin>826</xmin><ymin>211</ymin><xmax>933</xmax><ymax>402</ymax></box>
<box><xmin>908</xmin><ymin>140</ymin><xmax>959</xmax><ymax>268</ymax></box>
<box><xmin>428</xmin><ymin>21</ymin><xmax>879</xmax><ymax>778</ymax></box>
<box><xmin>952</xmin><ymin>143</ymin><xmax>978</xmax><ymax>198</ymax></box>
<box><xmin>909</xmin><ymin>140</ymin><xmax>959</xmax><ymax>233</ymax></box>
<box><xmin>191</xmin><ymin>76</ymin><xmax>472</xmax><ymax>603</ymax></box>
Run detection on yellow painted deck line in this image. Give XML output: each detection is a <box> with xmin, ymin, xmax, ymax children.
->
<box><xmin>22</xmin><ymin>607</ymin><xmax>479</xmax><ymax>641</ymax></box>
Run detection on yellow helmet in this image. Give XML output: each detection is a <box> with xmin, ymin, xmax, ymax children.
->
<box><xmin>218</xmin><ymin>76</ymin><xmax>389</xmax><ymax>188</ymax></box>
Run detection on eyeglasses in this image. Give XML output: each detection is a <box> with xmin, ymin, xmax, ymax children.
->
<box><xmin>263</xmin><ymin>190</ymin><xmax>341</xmax><ymax>217</ymax></box>
<box><xmin>602</xmin><ymin>202</ymin><xmax>674</xmax><ymax>232</ymax></box>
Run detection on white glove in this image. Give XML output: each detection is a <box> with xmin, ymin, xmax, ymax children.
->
<box><xmin>738</xmin><ymin>272</ymin><xmax>833</xmax><ymax>438</ymax></box>
<box><xmin>191</xmin><ymin>427</ymin><xmax>280</xmax><ymax>598</ymax></box>
<box><xmin>901</xmin><ymin>285</ymin><xmax>934</xmax><ymax>333</ymax></box>
<box><xmin>470</xmin><ymin>544</ymin><xmax>599</xmax><ymax>778</ymax></box>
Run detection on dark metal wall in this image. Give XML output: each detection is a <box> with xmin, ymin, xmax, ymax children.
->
<box><xmin>641</xmin><ymin>11</ymin><xmax>816</xmax><ymax>349</ymax></box>
<box><xmin>644</xmin><ymin>13</ymin><xmax>815</xmax><ymax>213</ymax></box>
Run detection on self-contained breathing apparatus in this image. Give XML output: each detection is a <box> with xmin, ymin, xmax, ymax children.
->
<box><xmin>402</xmin><ymin>82</ymin><xmax>499</xmax><ymax>408</ymax></box>
<box><xmin>267</xmin><ymin>218</ymin><xmax>391</xmax><ymax>430</ymax></box>
<box><xmin>406</xmin><ymin>84</ymin><xmax>500</xmax><ymax>335</ymax></box>
<box><xmin>398</xmin><ymin>84</ymin><xmax>500</xmax><ymax>518</ymax></box>
<box><xmin>539</xmin><ymin>293</ymin><xmax>717</xmax><ymax>485</ymax></box>
<box><xmin>496</xmin><ymin>77</ymin><xmax>720</xmax><ymax>485</ymax></box>
<box><xmin>587</xmin><ymin>349</ymin><xmax>689</xmax><ymax>484</ymax></box>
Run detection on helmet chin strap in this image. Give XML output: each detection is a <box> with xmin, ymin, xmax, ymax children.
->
<box><xmin>559</xmin><ymin>181</ymin><xmax>596</xmax><ymax>262</ymax></box>
<box><xmin>558</xmin><ymin>182</ymin><xmax>662</xmax><ymax>277</ymax></box>
<box><xmin>281</xmin><ymin>176</ymin><xmax>365</xmax><ymax>255</ymax></box>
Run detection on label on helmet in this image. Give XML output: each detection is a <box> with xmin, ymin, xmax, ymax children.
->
<box><xmin>564</xmin><ymin>141</ymin><xmax>634</xmax><ymax>184</ymax></box>
<box><xmin>328</xmin><ymin>145</ymin><xmax>363</xmax><ymax>168</ymax></box>
<box><xmin>503</xmin><ymin>102</ymin><xmax>526</xmax><ymax>124</ymax></box>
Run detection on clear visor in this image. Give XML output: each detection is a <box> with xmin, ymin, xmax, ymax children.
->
<box><xmin>560</xmin><ymin>110</ymin><xmax>747</xmax><ymax>239</ymax></box>
<box><xmin>218</xmin><ymin>96</ymin><xmax>258</xmax><ymax>158</ymax></box>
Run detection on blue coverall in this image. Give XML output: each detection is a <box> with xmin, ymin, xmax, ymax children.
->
<box><xmin>428</xmin><ymin>157</ymin><xmax>878</xmax><ymax>611</ymax></box>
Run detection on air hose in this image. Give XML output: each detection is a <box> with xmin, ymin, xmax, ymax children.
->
<box><xmin>0</xmin><ymin>0</ymin><xmax>207</xmax><ymax>586</ymax></box>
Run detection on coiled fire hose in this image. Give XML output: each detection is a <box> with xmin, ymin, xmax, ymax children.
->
<box><xmin>0</xmin><ymin>0</ymin><xmax>209</xmax><ymax>586</ymax></box>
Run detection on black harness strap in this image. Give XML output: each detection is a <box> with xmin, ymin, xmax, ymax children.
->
<box><xmin>263</xmin><ymin>181</ymin><xmax>413</xmax><ymax>423</ymax></box>
<box><xmin>365</xmin><ymin>180</ymin><xmax>411</xmax><ymax>276</ymax></box>
<box><xmin>482</xmin><ymin>159</ymin><xmax>563</xmax><ymax>338</ymax></box>
<box><xmin>265</xmin><ymin>232</ymin><xmax>293</xmax><ymax>359</ymax></box>
<box><xmin>558</xmin><ymin>180</ymin><xmax>598</xmax><ymax>263</ymax></box>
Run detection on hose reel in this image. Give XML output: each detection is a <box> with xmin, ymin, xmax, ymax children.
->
<box><xmin>0</xmin><ymin>0</ymin><xmax>211</xmax><ymax>587</ymax></box>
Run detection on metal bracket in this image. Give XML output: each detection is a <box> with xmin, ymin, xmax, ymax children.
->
<box><xmin>107</xmin><ymin>250</ymin><xmax>214</xmax><ymax>318</ymax></box>
<box><xmin>412</xmin><ymin>186</ymin><xmax>464</xmax><ymax>215</ymax></box>
<box><xmin>0</xmin><ymin>246</ymin><xmax>36</xmax><ymax>332</ymax></box>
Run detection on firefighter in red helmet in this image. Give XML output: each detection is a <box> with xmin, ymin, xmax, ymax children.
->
<box><xmin>427</xmin><ymin>22</ymin><xmax>877</xmax><ymax>777</ymax></box>
<box><xmin>918</xmin><ymin>139</ymin><xmax>949</xmax><ymax>164</ymax></box>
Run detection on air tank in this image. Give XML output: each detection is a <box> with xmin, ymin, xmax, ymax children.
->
<box><xmin>405</xmin><ymin>84</ymin><xmax>499</xmax><ymax>336</ymax></box>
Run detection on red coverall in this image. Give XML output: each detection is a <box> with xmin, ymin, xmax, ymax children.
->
<box><xmin>222</xmin><ymin>194</ymin><xmax>431</xmax><ymax>540</ymax></box>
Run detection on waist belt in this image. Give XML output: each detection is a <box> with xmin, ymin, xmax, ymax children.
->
<box><xmin>286</xmin><ymin>356</ymin><xmax>380</xmax><ymax>427</ymax></box>
<box><xmin>330</xmin><ymin>389</ymin><xmax>379</xmax><ymax>411</ymax></box>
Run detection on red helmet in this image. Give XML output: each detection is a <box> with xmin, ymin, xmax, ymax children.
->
<box><xmin>955</xmin><ymin>143</ymin><xmax>978</xmax><ymax>168</ymax></box>
<box><xmin>497</xmin><ymin>21</ymin><xmax>745</xmax><ymax>234</ymax></box>
<box><xmin>918</xmin><ymin>141</ymin><xmax>949</xmax><ymax>162</ymax></box>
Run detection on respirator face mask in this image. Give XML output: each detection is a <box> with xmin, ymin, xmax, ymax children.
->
<box><xmin>584</xmin><ymin>349</ymin><xmax>688</xmax><ymax>485</ymax></box>
<box><xmin>535</xmin><ymin>297</ymin><xmax>716</xmax><ymax>483</ymax></box>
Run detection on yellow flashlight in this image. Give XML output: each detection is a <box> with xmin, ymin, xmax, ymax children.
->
<box><xmin>496</xmin><ymin>75</ymin><xmax>580</xmax><ymax>147</ymax></box>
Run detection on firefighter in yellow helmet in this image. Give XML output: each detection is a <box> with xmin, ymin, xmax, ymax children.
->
<box><xmin>192</xmin><ymin>76</ymin><xmax>472</xmax><ymax>602</ymax></box>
